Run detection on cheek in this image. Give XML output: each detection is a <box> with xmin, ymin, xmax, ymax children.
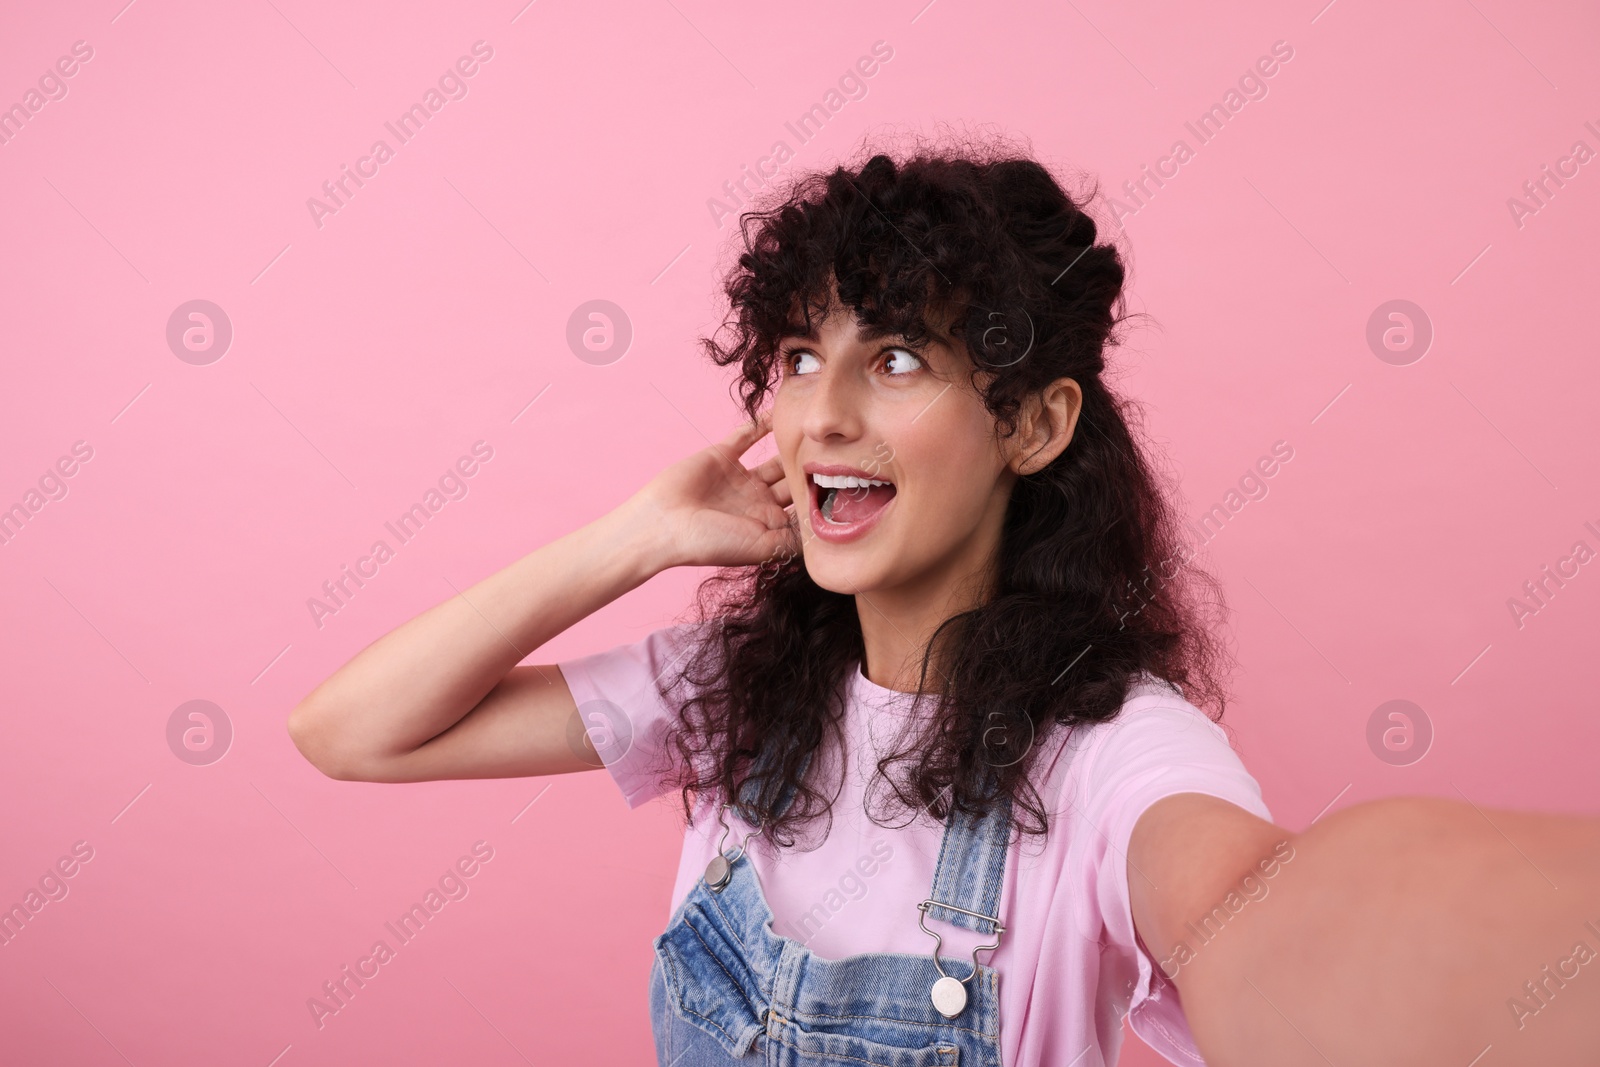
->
<box><xmin>891</xmin><ymin>402</ymin><xmax>998</xmax><ymax>518</ymax></box>
<box><xmin>770</xmin><ymin>385</ymin><xmax>803</xmax><ymax>439</ymax></box>
<box><xmin>770</xmin><ymin>400</ymin><xmax>802</xmax><ymax>457</ymax></box>
<box><xmin>770</xmin><ymin>398</ymin><xmax>808</xmax><ymax>498</ymax></box>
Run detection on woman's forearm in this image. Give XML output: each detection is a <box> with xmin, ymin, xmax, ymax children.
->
<box><xmin>1180</xmin><ymin>797</ymin><xmax>1600</xmax><ymax>1066</ymax></box>
<box><xmin>288</xmin><ymin>497</ymin><xmax>670</xmax><ymax>773</ymax></box>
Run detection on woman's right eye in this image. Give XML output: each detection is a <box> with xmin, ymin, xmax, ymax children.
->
<box><xmin>785</xmin><ymin>349</ymin><xmax>820</xmax><ymax>375</ymax></box>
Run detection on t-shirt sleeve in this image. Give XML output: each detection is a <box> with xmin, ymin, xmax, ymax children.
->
<box><xmin>554</xmin><ymin>620</ymin><xmax>715</xmax><ymax>809</ymax></box>
<box><xmin>1078</xmin><ymin>693</ymin><xmax>1272</xmax><ymax>1066</ymax></box>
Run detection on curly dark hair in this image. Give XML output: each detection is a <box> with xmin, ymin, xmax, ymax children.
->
<box><xmin>659</xmin><ymin>131</ymin><xmax>1231</xmax><ymax>849</ymax></box>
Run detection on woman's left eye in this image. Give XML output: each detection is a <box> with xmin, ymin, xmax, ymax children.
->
<box><xmin>883</xmin><ymin>347</ymin><xmax>923</xmax><ymax>375</ymax></box>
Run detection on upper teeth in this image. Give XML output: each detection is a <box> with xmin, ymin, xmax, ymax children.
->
<box><xmin>813</xmin><ymin>474</ymin><xmax>890</xmax><ymax>489</ymax></box>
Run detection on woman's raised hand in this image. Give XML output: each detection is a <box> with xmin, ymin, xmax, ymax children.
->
<box><xmin>627</xmin><ymin>413</ymin><xmax>802</xmax><ymax>571</ymax></box>
<box><xmin>288</xmin><ymin>414</ymin><xmax>803</xmax><ymax>785</ymax></box>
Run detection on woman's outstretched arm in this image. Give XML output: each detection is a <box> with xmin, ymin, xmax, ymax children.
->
<box><xmin>1130</xmin><ymin>792</ymin><xmax>1600</xmax><ymax>1066</ymax></box>
<box><xmin>286</xmin><ymin>416</ymin><xmax>795</xmax><ymax>783</ymax></box>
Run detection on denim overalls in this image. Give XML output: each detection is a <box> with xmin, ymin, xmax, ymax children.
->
<box><xmin>647</xmin><ymin>769</ymin><xmax>1012</xmax><ymax>1066</ymax></box>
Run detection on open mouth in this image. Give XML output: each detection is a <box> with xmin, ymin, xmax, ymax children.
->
<box><xmin>811</xmin><ymin>473</ymin><xmax>897</xmax><ymax>527</ymax></box>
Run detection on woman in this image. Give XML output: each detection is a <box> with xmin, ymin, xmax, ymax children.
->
<box><xmin>287</xmin><ymin>142</ymin><xmax>1600</xmax><ymax>1066</ymax></box>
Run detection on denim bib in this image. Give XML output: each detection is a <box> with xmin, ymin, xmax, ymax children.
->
<box><xmin>648</xmin><ymin>770</ymin><xmax>1011</xmax><ymax>1066</ymax></box>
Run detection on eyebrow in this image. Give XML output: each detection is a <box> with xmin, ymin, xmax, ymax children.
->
<box><xmin>777</xmin><ymin>321</ymin><xmax>934</xmax><ymax>345</ymax></box>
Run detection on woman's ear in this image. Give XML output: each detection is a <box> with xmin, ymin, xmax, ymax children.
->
<box><xmin>1007</xmin><ymin>377</ymin><xmax>1083</xmax><ymax>476</ymax></box>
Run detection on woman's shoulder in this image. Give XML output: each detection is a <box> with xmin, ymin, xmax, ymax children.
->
<box><xmin>553</xmin><ymin>619</ymin><xmax>728</xmax><ymax>810</ymax></box>
<box><xmin>1093</xmin><ymin>669</ymin><xmax>1228</xmax><ymax>743</ymax></box>
<box><xmin>1038</xmin><ymin>667</ymin><xmax>1222</xmax><ymax>748</ymax></box>
<box><xmin>1028</xmin><ymin>671</ymin><xmax>1255</xmax><ymax>817</ymax></box>
<box><xmin>555</xmin><ymin>617</ymin><xmax>721</xmax><ymax>695</ymax></box>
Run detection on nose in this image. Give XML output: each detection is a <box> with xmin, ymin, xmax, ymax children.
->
<box><xmin>800</xmin><ymin>361</ymin><xmax>866</xmax><ymax>444</ymax></box>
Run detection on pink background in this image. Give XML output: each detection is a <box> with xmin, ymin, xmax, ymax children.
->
<box><xmin>2</xmin><ymin>0</ymin><xmax>1596</xmax><ymax>1063</ymax></box>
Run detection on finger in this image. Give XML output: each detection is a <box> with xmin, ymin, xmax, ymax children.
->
<box><xmin>759</xmin><ymin>521</ymin><xmax>802</xmax><ymax>560</ymax></box>
<box><xmin>718</xmin><ymin>411</ymin><xmax>772</xmax><ymax>459</ymax></box>
<box><xmin>751</xmin><ymin>454</ymin><xmax>787</xmax><ymax>484</ymax></box>
<box><xmin>770</xmin><ymin>476</ymin><xmax>794</xmax><ymax>509</ymax></box>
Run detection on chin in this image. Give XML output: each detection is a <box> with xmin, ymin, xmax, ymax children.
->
<box><xmin>800</xmin><ymin>550</ymin><xmax>892</xmax><ymax>597</ymax></box>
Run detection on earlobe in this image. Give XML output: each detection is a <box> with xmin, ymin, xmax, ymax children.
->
<box><xmin>1004</xmin><ymin>401</ymin><xmax>1043</xmax><ymax>476</ymax></box>
<box><xmin>1009</xmin><ymin>405</ymin><xmax>1049</xmax><ymax>477</ymax></box>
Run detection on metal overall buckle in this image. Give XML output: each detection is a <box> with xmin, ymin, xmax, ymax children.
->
<box><xmin>915</xmin><ymin>898</ymin><xmax>1005</xmax><ymax>1018</ymax></box>
<box><xmin>704</xmin><ymin>804</ymin><xmax>763</xmax><ymax>892</ymax></box>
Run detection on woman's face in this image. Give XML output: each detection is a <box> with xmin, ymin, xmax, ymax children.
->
<box><xmin>769</xmin><ymin>298</ymin><xmax>1017</xmax><ymax>600</ymax></box>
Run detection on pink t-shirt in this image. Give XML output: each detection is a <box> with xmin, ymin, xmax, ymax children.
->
<box><xmin>557</xmin><ymin>622</ymin><xmax>1271</xmax><ymax>1067</ymax></box>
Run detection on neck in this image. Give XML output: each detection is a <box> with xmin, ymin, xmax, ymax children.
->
<box><xmin>855</xmin><ymin>492</ymin><xmax>1009</xmax><ymax>694</ymax></box>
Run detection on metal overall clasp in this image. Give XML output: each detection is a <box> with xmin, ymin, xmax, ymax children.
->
<box><xmin>704</xmin><ymin>804</ymin><xmax>764</xmax><ymax>892</ymax></box>
<box><xmin>915</xmin><ymin>898</ymin><xmax>1005</xmax><ymax>1018</ymax></box>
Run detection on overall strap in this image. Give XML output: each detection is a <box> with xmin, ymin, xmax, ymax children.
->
<box><xmin>726</xmin><ymin>687</ymin><xmax>1014</xmax><ymax>938</ymax></box>
<box><xmin>923</xmin><ymin>791</ymin><xmax>1013</xmax><ymax>936</ymax></box>
<box><xmin>730</xmin><ymin>747</ymin><xmax>813</xmax><ymax>827</ymax></box>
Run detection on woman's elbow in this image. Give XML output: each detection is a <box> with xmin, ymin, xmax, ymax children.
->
<box><xmin>286</xmin><ymin>700</ymin><xmax>366</xmax><ymax>781</ymax></box>
<box><xmin>1177</xmin><ymin>796</ymin><xmax>1600</xmax><ymax>1065</ymax></box>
